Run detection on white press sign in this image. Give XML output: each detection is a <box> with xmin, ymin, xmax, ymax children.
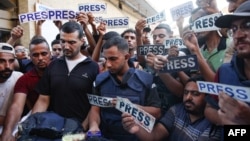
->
<box><xmin>116</xmin><ymin>97</ymin><xmax>155</xmax><ymax>133</ymax></box>
<box><xmin>170</xmin><ymin>1</ymin><xmax>193</xmax><ymax>21</ymax></box>
<box><xmin>146</xmin><ymin>10</ymin><xmax>166</xmax><ymax>25</ymax></box>
<box><xmin>197</xmin><ymin>81</ymin><xmax>250</xmax><ymax>103</ymax></box>
<box><xmin>190</xmin><ymin>13</ymin><xmax>222</xmax><ymax>33</ymax></box>
<box><xmin>78</xmin><ymin>2</ymin><xmax>107</xmax><ymax>13</ymax></box>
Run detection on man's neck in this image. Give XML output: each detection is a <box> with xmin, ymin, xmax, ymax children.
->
<box><xmin>189</xmin><ymin>113</ymin><xmax>204</xmax><ymax>123</ymax></box>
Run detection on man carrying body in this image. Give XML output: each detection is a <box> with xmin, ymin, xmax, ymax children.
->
<box><xmin>88</xmin><ymin>36</ymin><xmax>161</xmax><ymax>141</ymax></box>
<box><xmin>1</xmin><ymin>36</ymin><xmax>51</xmax><ymax>140</ymax></box>
<box><xmin>31</xmin><ymin>21</ymin><xmax>99</xmax><ymax>129</ymax></box>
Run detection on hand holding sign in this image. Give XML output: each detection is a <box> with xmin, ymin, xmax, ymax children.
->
<box><xmin>182</xmin><ymin>28</ymin><xmax>200</xmax><ymax>54</ymax></box>
<box><xmin>135</xmin><ymin>19</ymin><xmax>147</xmax><ymax>36</ymax></box>
<box><xmin>77</xmin><ymin>12</ymin><xmax>89</xmax><ymax>27</ymax></box>
<box><xmin>154</xmin><ymin>55</ymin><xmax>168</xmax><ymax>71</ymax></box>
<box><xmin>122</xmin><ymin>112</ymin><xmax>140</xmax><ymax>134</ymax></box>
<box><xmin>97</xmin><ymin>22</ymin><xmax>106</xmax><ymax>36</ymax></box>
<box><xmin>218</xmin><ymin>91</ymin><xmax>250</xmax><ymax>125</ymax></box>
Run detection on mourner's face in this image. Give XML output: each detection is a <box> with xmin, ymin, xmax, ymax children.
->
<box><xmin>123</xmin><ymin>32</ymin><xmax>137</xmax><ymax>52</ymax></box>
<box><xmin>60</xmin><ymin>31</ymin><xmax>83</xmax><ymax>59</ymax></box>
<box><xmin>152</xmin><ymin>28</ymin><xmax>170</xmax><ymax>45</ymax></box>
<box><xmin>183</xmin><ymin>81</ymin><xmax>206</xmax><ymax>115</ymax></box>
<box><xmin>0</xmin><ymin>53</ymin><xmax>15</xmax><ymax>81</ymax></box>
<box><xmin>29</xmin><ymin>42</ymin><xmax>51</xmax><ymax>70</ymax></box>
<box><xmin>103</xmin><ymin>46</ymin><xmax>129</xmax><ymax>74</ymax></box>
<box><xmin>231</xmin><ymin>18</ymin><xmax>250</xmax><ymax>58</ymax></box>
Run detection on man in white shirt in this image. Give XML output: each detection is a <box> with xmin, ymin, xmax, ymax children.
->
<box><xmin>0</xmin><ymin>43</ymin><xmax>23</xmax><ymax>134</ymax></box>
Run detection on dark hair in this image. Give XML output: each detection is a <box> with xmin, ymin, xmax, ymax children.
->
<box><xmin>187</xmin><ymin>75</ymin><xmax>204</xmax><ymax>83</ymax></box>
<box><xmin>29</xmin><ymin>35</ymin><xmax>50</xmax><ymax>50</ymax></box>
<box><xmin>55</xmin><ymin>33</ymin><xmax>60</xmax><ymax>40</ymax></box>
<box><xmin>121</xmin><ymin>28</ymin><xmax>136</xmax><ymax>37</ymax></box>
<box><xmin>51</xmin><ymin>39</ymin><xmax>60</xmax><ymax>47</ymax></box>
<box><xmin>102</xmin><ymin>31</ymin><xmax>120</xmax><ymax>40</ymax></box>
<box><xmin>60</xmin><ymin>21</ymin><xmax>84</xmax><ymax>39</ymax></box>
<box><xmin>154</xmin><ymin>23</ymin><xmax>173</xmax><ymax>34</ymax></box>
<box><xmin>102</xmin><ymin>36</ymin><xmax>128</xmax><ymax>53</ymax></box>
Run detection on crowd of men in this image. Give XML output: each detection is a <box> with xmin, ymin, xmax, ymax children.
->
<box><xmin>0</xmin><ymin>0</ymin><xmax>249</xmax><ymax>141</ymax></box>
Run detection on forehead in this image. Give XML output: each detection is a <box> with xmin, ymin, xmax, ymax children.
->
<box><xmin>185</xmin><ymin>81</ymin><xmax>198</xmax><ymax>90</ymax></box>
<box><xmin>123</xmin><ymin>32</ymin><xmax>136</xmax><ymax>37</ymax></box>
<box><xmin>103</xmin><ymin>46</ymin><xmax>122</xmax><ymax>56</ymax></box>
<box><xmin>0</xmin><ymin>52</ymin><xmax>15</xmax><ymax>59</ymax></box>
<box><xmin>152</xmin><ymin>28</ymin><xmax>168</xmax><ymax>35</ymax></box>
<box><xmin>60</xmin><ymin>31</ymin><xmax>80</xmax><ymax>40</ymax></box>
<box><xmin>231</xmin><ymin>18</ymin><xmax>249</xmax><ymax>25</ymax></box>
<box><xmin>15</xmin><ymin>45</ymin><xmax>25</xmax><ymax>50</ymax></box>
<box><xmin>30</xmin><ymin>42</ymin><xmax>49</xmax><ymax>52</ymax></box>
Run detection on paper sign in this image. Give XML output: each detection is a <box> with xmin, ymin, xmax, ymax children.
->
<box><xmin>137</xmin><ymin>45</ymin><xmax>166</xmax><ymax>55</ymax></box>
<box><xmin>190</xmin><ymin>13</ymin><xmax>222</xmax><ymax>33</ymax></box>
<box><xmin>160</xmin><ymin>55</ymin><xmax>198</xmax><ymax>73</ymax></box>
<box><xmin>170</xmin><ymin>1</ymin><xmax>193</xmax><ymax>21</ymax></box>
<box><xmin>102</xmin><ymin>17</ymin><xmax>129</xmax><ymax>28</ymax></box>
<box><xmin>146</xmin><ymin>10</ymin><xmax>166</xmax><ymax>25</ymax></box>
<box><xmin>78</xmin><ymin>2</ymin><xmax>107</xmax><ymax>13</ymax></box>
<box><xmin>87</xmin><ymin>94</ymin><xmax>113</xmax><ymax>107</ymax></box>
<box><xmin>197</xmin><ymin>81</ymin><xmax>250</xmax><ymax>103</ymax></box>
<box><xmin>165</xmin><ymin>38</ymin><xmax>187</xmax><ymax>49</ymax></box>
<box><xmin>115</xmin><ymin>97</ymin><xmax>155</xmax><ymax>133</ymax></box>
<box><xmin>19</xmin><ymin>10</ymin><xmax>77</xmax><ymax>24</ymax></box>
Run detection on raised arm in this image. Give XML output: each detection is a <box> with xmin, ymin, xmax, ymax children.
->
<box><xmin>7</xmin><ymin>25</ymin><xmax>23</xmax><ymax>46</ymax></box>
<box><xmin>91</xmin><ymin>22</ymin><xmax>106</xmax><ymax>62</ymax></box>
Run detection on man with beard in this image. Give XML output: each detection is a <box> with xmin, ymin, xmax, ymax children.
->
<box><xmin>0</xmin><ymin>43</ymin><xmax>23</xmax><ymax>134</ymax></box>
<box><xmin>88</xmin><ymin>36</ymin><xmax>161</xmax><ymax>141</ymax></box>
<box><xmin>121</xmin><ymin>75</ymin><xmax>222</xmax><ymax>141</ymax></box>
<box><xmin>204</xmin><ymin>0</ymin><xmax>250</xmax><ymax>125</ymax></box>
<box><xmin>1</xmin><ymin>36</ymin><xmax>51</xmax><ymax>140</ymax></box>
<box><xmin>31</xmin><ymin>21</ymin><xmax>99</xmax><ymax>130</ymax></box>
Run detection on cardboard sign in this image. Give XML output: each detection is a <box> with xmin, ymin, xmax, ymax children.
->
<box><xmin>102</xmin><ymin>17</ymin><xmax>129</xmax><ymax>28</ymax></box>
<box><xmin>137</xmin><ymin>45</ymin><xmax>166</xmax><ymax>55</ymax></box>
<box><xmin>170</xmin><ymin>1</ymin><xmax>193</xmax><ymax>21</ymax></box>
<box><xmin>190</xmin><ymin>13</ymin><xmax>222</xmax><ymax>33</ymax></box>
<box><xmin>19</xmin><ymin>10</ymin><xmax>76</xmax><ymax>24</ymax></box>
<box><xmin>115</xmin><ymin>97</ymin><xmax>155</xmax><ymax>133</ymax></box>
<box><xmin>146</xmin><ymin>10</ymin><xmax>166</xmax><ymax>25</ymax></box>
<box><xmin>165</xmin><ymin>38</ymin><xmax>186</xmax><ymax>49</ymax></box>
<box><xmin>160</xmin><ymin>55</ymin><xmax>198</xmax><ymax>73</ymax></box>
<box><xmin>87</xmin><ymin>94</ymin><xmax>113</xmax><ymax>107</ymax></box>
<box><xmin>78</xmin><ymin>2</ymin><xmax>107</xmax><ymax>13</ymax></box>
<box><xmin>197</xmin><ymin>81</ymin><xmax>250</xmax><ymax>103</ymax></box>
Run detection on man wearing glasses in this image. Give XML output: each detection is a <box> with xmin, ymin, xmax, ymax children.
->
<box><xmin>51</xmin><ymin>39</ymin><xmax>63</xmax><ymax>58</ymax></box>
<box><xmin>121</xmin><ymin>75</ymin><xmax>222</xmax><ymax>141</ymax></box>
<box><xmin>0</xmin><ymin>43</ymin><xmax>23</xmax><ymax>134</ymax></box>
<box><xmin>205</xmin><ymin>0</ymin><xmax>250</xmax><ymax>125</ymax></box>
